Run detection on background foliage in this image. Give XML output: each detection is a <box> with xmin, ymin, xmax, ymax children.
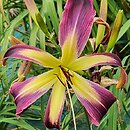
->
<box><xmin>0</xmin><ymin>0</ymin><xmax>130</xmax><ymax>130</ymax></box>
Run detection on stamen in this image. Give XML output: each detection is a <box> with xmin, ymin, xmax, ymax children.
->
<box><xmin>54</xmin><ymin>74</ymin><xmax>66</xmax><ymax>87</ymax></box>
<box><xmin>59</xmin><ymin>66</ymin><xmax>73</xmax><ymax>84</ymax></box>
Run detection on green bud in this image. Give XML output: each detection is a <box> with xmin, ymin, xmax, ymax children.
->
<box><xmin>96</xmin><ymin>0</ymin><xmax>108</xmax><ymax>46</ymax></box>
<box><xmin>106</xmin><ymin>10</ymin><xmax>123</xmax><ymax>52</ymax></box>
<box><xmin>24</xmin><ymin>0</ymin><xmax>50</xmax><ymax>38</ymax></box>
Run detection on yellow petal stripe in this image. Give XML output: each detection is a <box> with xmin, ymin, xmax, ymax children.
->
<box><xmin>49</xmin><ymin>80</ymin><xmax>65</xmax><ymax>124</ymax></box>
<box><xmin>68</xmin><ymin>54</ymin><xmax>119</xmax><ymax>71</ymax></box>
<box><xmin>70</xmin><ymin>71</ymin><xmax>100</xmax><ymax>104</ymax></box>
<box><xmin>61</xmin><ymin>31</ymin><xmax>78</xmax><ymax>66</ymax></box>
<box><xmin>19</xmin><ymin>68</ymin><xmax>58</xmax><ymax>98</ymax></box>
<box><xmin>20</xmin><ymin>49</ymin><xmax>61</xmax><ymax>68</ymax></box>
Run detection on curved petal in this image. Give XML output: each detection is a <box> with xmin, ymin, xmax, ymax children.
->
<box><xmin>68</xmin><ymin>53</ymin><xmax>122</xmax><ymax>71</ymax></box>
<box><xmin>116</xmin><ymin>67</ymin><xmax>128</xmax><ymax>89</ymax></box>
<box><xmin>70</xmin><ymin>71</ymin><xmax>116</xmax><ymax>126</ymax></box>
<box><xmin>44</xmin><ymin>80</ymin><xmax>66</xmax><ymax>129</ymax></box>
<box><xmin>59</xmin><ymin>0</ymin><xmax>95</xmax><ymax>56</ymax></box>
<box><xmin>3</xmin><ymin>44</ymin><xmax>61</xmax><ymax>68</ymax></box>
<box><xmin>10</xmin><ymin>69</ymin><xmax>58</xmax><ymax>115</ymax></box>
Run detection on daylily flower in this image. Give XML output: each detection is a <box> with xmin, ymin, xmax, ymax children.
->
<box><xmin>3</xmin><ymin>0</ymin><xmax>127</xmax><ymax>129</ymax></box>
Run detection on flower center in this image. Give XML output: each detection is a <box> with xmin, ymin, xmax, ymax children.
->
<box><xmin>59</xmin><ymin>66</ymin><xmax>73</xmax><ymax>84</ymax></box>
<box><xmin>55</xmin><ymin>66</ymin><xmax>73</xmax><ymax>86</ymax></box>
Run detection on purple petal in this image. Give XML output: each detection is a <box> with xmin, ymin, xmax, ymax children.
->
<box><xmin>3</xmin><ymin>44</ymin><xmax>61</xmax><ymax>68</ymax></box>
<box><xmin>44</xmin><ymin>81</ymin><xmax>65</xmax><ymax>129</ymax></box>
<box><xmin>82</xmin><ymin>80</ymin><xmax>116</xmax><ymax>125</ymax></box>
<box><xmin>68</xmin><ymin>52</ymin><xmax>122</xmax><ymax>71</ymax></box>
<box><xmin>9</xmin><ymin>69</ymin><xmax>57</xmax><ymax>115</ymax></box>
<box><xmin>59</xmin><ymin>0</ymin><xmax>95</xmax><ymax>55</ymax></box>
<box><xmin>71</xmin><ymin>72</ymin><xmax>116</xmax><ymax>126</ymax></box>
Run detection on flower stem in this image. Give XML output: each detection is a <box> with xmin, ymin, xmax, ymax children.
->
<box><xmin>66</xmin><ymin>85</ymin><xmax>77</xmax><ymax>130</ymax></box>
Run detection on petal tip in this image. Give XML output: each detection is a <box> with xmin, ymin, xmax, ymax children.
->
<box><xmin>116</xmin><ymin>68</ymin><xmax>128</xmax><ymax>89</ymax></box>
<box><xmin>59</xmin><ymin>0</ymin><xmax>96</xmax><ymax>55</ymax></box>
<box><xmin>44</xmin><ymin>99</ymin><xmax>61</xmax><ymax>129</ymax></box>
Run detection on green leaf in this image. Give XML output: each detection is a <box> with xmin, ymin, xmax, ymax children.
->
<box><xmin>0</xmin><ymin>13</ymin><xmax>3</xmax><ymax>35</ymax></box>
<box><xmin>43</xmin><ymin>0</ymin><xmax>59</xmax><ymax>35</ymax></box>
<box><xmin>35</xmin><ymin>13</ymin><xmax>50</xmax><ymax>37</ymax></box>
<box><xmin>0</xmin><ymin>117</ymin><xmax>36</xmax><ymax>130</ymax></box>
<box><xmin>93</xmin><ymin>0</ymin><xmax>100</xmax><ymax>15</ymax></box>
<box><xmin>0</xmin><ymin>106</ymin><xmax>16</xmax><ymax>115</ymax></box>
<box><xmin>29</xmin><ymin>24</ymin><xmax>39</xmax><ymax>47</ymax></box>
<box><xmin>117</xmin><ymin>19</ymin><xmax>130</xmax><ymax>41</ymax></box>
<box><xmin>0</xmin><ymin>10</ymin><xmax>28</xmax><ymax>55</ymax></box>
<box><xmin>57</xmin><ymin>0</ymin><xmax>63</xmax><ymax>20</ymax></box>
<box><xmin>38</xmin><ymin>29</ymin><xmax>45</xmax><ymax>50</ymax></box>
<box><xmin>108</xmin><ymin>0</ymin><xmax>119</xmax><ymax>17</ymax></box>
<box><xmin>125</xmin><ymin>124</ymin><xmax>130</xmax><ymax>130</ymax></box>
<box><xmin>62</xmin><ymin>94</ymin><xmax>77</xmax><ymax>130</ymax></box>
<box><xmin>121</xmin><ymin>55</ymin><xmax>130</xmax><ymax>66</ymax></box>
